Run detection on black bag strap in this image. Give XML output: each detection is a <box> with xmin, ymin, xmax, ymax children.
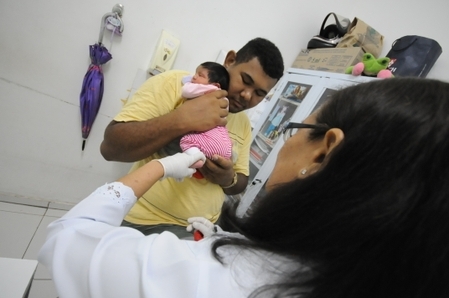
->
<box><xmin>319</xmin><ymin>12</ymin><xmax>348</xmax><ymax>38</ymax></box>
<box><xmin>391</xmin><ymin>36</ymin><xmax>418</xmax><ymax>51</ymax></box>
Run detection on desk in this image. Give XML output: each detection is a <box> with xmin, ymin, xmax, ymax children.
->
<box><xmin>0</xmin><ymin>257</ymin><xmax>38</xmax><ymax>298</ymax></box>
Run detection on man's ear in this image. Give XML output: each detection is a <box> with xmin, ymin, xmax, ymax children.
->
<box><xmin>224</xmin><ymin>50</ymin><xmax>236</xmax><ymax>68</ymax></box>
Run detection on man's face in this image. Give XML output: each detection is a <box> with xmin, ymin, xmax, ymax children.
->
<box><xmin>226</xmin><ymin>57</ymin><xmax>277</xmax><ymax>113</ymax></box>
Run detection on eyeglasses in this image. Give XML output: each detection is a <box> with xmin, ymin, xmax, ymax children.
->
<box><xmin>282</xmin><ymin>122</ymin><xmax>329</xmax><ymax>141</ymax></box>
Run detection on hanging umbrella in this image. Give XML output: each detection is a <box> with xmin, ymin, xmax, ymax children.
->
<box><xmin>79</xmin><ymin>44</ymin><xmax>112</xmax><ymax>150</ymax></box>
<box><xmin>79</xmin><ymin>4</ymin><xmax>124</xmax><ymax>151</ymax></box>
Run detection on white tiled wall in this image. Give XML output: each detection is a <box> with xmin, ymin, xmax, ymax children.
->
<box><xmin>0</xmin><ymin>197</ymin><xmax>72</xmax><ymax>297</ymax></box>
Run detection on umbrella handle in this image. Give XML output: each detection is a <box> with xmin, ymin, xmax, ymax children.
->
<box><xmin>98</xmin><ymin>12</ymin><xmax>114</xmax><ymax>44</ymax></box>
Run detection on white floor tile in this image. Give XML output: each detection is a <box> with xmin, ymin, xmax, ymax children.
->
<box><xmin>45</xmin><ymin>208</ymin><xmax>67</xmax><ymax>218</ymax></box>
<box><xmin>0</xmin><ymin>193</ymin><xmax>49</xmax><ymax>208</ymax></box>
<box><xmin>0</xmin><ymin>202</ymin><xmax>62</xmax><ymax>297</ymax></box>
<box><xmin>24</xmin><ymin>216</ymin><xmax>57</xmax><ymax>279</ymax></box>
<box><xmin>29</xmin><ymin>279</ymin><xmax>58</xmax><ymax>298</ymax></box>
<box><xmin>31</xmin><ymin>263</ymin><xmax>52</xmax><ymax>281</ymax></box>
<box><xmin>0</xmin><ymin>202</ymin><xmax>46</xmax><ymax>216</ymax></box>
<box><xmin>0</xmin><ymin>210</ymin><xmax>43</xmax><ymax>258</ymax></box>
<box><xmin>48</xmin><ymin>201</ymin><xmax>74</xmax><ymax>211</ymax></box>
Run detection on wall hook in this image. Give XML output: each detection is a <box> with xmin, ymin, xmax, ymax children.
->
<box><xmin>98</xmin><ymin>4</ymin><xmax>124</xmax><ymax>45</ymax></box>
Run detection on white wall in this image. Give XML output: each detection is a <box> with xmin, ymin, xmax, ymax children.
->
<box><xmin>1</xmin><ymin>0</ymin><xmax>448</xmax><ymax>205</ymax></box>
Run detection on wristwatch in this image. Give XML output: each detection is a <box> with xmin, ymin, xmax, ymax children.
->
<box><xmin>222</xmin><ymin>172</ymin><xmax>238</xmax><ymax>189</ymax></box>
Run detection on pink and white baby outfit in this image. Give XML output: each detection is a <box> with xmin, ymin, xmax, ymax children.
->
<box><xmin>180</xmin><ymin>81</ymin><xmax>232</xmax><ymax>162</ymax></box>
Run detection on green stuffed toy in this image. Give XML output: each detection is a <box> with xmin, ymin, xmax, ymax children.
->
<box><xmin>345</xmin><ymin>53</ymin><xmax>393</xmax><ymax>78</ymax></box>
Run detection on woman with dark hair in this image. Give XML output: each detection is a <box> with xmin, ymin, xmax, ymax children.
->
<box><xmin>39</xmin><ymin>78</ymin><xmax>449</xmax><ymax>298</ymax></box>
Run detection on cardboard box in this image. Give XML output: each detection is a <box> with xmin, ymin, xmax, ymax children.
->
<box><xmin>291</xmin><ymin>47</ymin><xmax>364</xmax><ymax>74</ymax></box>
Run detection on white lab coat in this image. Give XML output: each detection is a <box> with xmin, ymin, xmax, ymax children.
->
<box><xmin>38</xmin><ymin>182</ymin><xmax>293</xmax><ymax>298</ymax></box>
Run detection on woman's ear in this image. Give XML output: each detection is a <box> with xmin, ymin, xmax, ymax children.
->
<box><xmin>323</xmin><ymin>128</ymin><xmax>344</xmax><ymax>155</ymax></box>
<box><xmin>224</xmin><ymin>50</ymin><xmax>236</xmax><ymax>68</ymax></box>
<box><xmin>303</xmin><ymin>128</ymin><xmax>344</xmax><ymax>176</ymax></box>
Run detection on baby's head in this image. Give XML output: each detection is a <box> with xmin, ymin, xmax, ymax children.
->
<box><xmin>191</xmin><ymin>62</ymin><xmax>230</xmax><ymax>90</ymax></box>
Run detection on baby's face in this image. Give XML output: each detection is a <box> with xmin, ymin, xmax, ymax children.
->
<box><xmin>191</xmin><ymin>66</ymin><xmax>210</xmax><ymax>85</ymax></box>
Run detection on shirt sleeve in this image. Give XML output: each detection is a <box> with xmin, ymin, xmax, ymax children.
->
<box><xmin>114</xmin><ymin>70</ymin><xmax>188</xmax><ymax>123</ymax></box>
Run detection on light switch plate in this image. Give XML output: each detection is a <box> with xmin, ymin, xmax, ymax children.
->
<box><xmin>148</xmin><ymin>30</ymin><xmax>181</xmax><ymax>76</ymax></box>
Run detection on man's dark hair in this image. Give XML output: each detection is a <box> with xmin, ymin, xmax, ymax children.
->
<box><xmin>235</xmin><ymin>37</ymin><xmax>284</xmax><ymax>81</ymax></box>
<box><xmin>200</xmin><ymin>61</ymin><xmax>230</xmax><ymax>91</ymax></box>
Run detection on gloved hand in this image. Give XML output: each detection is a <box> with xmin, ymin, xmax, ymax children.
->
<box><xmin>156</xmin><ymin>152</ymin><xmax>206</xmax><ymax>181</ymax></box>
<box><xmin>186</xmin><ymin>217</ymin><xmax>223</xmax><ymax>238</ymax></box>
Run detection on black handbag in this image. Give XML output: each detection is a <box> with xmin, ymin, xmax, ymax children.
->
<box><xmin>307</xmin><ymin>12</ymin><xmax>350</xmax><ymax>49</ymax></box>
<box><xmin>386</xmin><ymin>35</ymin><xmax>442</xmax><ymax>78</ymax></box>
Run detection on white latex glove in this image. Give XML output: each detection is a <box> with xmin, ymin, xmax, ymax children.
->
<box><xmin>186</xmin><ymin>217</ymin><xmax>222</xmax><ymax>237</ymax></box>
<box><xmin>156</xmin><ymin>152</ymin><xmax>206</xmax><ymax>181</ymax></box>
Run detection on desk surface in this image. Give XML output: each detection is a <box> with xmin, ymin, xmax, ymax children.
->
<box><xmin>0</xmin><ymin>257</ymin><xmax>38</xmax><ymax>298</ymax></box>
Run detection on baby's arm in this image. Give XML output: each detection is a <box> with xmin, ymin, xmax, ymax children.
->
<box><xmin>182</xmin><ymin>82</ymin><xmax>220</xmax><ymax>98</ymax></box>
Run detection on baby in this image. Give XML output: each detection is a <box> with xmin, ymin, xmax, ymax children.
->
<box><xmin>180</xmin><ymin>62</ymin><xmax>232</xmax><ymax>177</ymax></box>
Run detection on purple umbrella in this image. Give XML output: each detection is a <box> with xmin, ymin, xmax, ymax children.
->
<box><xmin>79</xmin><ymin>43</ymin><xmax>112</xmax><ymax>151</ymax></box>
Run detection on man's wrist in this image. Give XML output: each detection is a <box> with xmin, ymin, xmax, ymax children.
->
<box><xmin>221</xmin><ymin>172</ymin><xmax>238</xmax><ymax>189</ymax></box>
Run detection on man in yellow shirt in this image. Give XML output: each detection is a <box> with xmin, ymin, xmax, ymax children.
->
<box><xmin>100</xmin><ymin>38</ymin><xmax>284</xmax><ymax>237</ymax></box>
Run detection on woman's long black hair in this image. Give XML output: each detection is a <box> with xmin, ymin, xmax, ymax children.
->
<box><xmin>214</xmin><ymin>78</ymin><xmax>449</xmax><ymax>298</ymax></box>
